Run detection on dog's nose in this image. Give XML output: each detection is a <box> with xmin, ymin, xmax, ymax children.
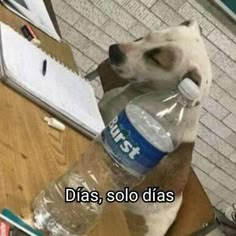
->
<box><xmin>109</xmin><ymin>44</ymin><xmax>126</xmax><ymax>65</ymax></box>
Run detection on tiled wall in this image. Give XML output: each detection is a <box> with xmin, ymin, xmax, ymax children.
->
<box><xmin>51</xmin><ymin>0</ymin><xmax>236</xmax><ymax>213</ymax></box>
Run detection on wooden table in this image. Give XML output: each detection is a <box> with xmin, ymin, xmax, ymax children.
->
<box><xmin>0</xmin><ymin>4</ymin><xmax>130</xmax><ymax>236</ymax></box>
<box><xmin>0</xmin><ymin>3</ymin><xmax>215</xmax><ymax>236</ymax></box>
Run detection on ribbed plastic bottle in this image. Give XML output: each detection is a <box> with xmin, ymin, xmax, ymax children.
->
<box><xmin>33</xmin><ymin>78</ymin><xmax>200</xmax><ymax>235</ymax></box>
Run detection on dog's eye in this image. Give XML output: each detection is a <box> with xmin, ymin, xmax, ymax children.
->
<box><xmin>150</xmin><ymin>56</ymin><xmax>160</xmax><ymax>65</ymax></box>
<box><xmin>146</xmin><ymin>49</ymin><xmax>161</xmax><ymax>66</ymax></box>
<box><xmin>134</xmin><ymin>37</ymin><xmax>143</xmax><ymax>42</ymax></box>
<box><xmin>145</xmin><ymin>49</ymin><xmax>163</xmax><ymax>66</ymax></box>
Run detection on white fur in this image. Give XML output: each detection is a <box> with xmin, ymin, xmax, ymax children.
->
<box><xmin>100</xmin><ymin>21</ymin><xmax>212</xmax><ymax>143</ymax></box>
<box><xmin>99</xmin><ymin>20</ymin><xmax>212</xmax><ymax>236</ymax></box>
<box><xmin>126</xmin><ymin>195</ymin><xmax>183</xmax><ymax>236</ymax></box>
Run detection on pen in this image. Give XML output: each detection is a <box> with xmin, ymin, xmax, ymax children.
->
<box><xmin>42</xmin><ymin>59</ymin><xmax>47</xmax><ymax>76</ymax></box>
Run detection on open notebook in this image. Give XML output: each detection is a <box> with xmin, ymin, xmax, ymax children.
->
<box><xmin>0</xmin><ymin>22</ymin><xmax>105</xmax><ymax>138</ymax></box>
<box><xmin>0</xmin><ymin>0</ymin><xmax>61</xmax><ymax>41</ymax></box>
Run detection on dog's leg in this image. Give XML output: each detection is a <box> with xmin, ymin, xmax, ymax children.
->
<box><xmin>99</xmin><ymin>85</ymin><xmax>141</xmax><ymax>124</ymax></box>
<box><xmin>99</xmin><ymin>88</ymin><xmax>127</xmax><ymax>124</ymax></box>
<box><xmin>99</xmin><ymin>87</ymin><xmax>126</xmax><ymax>111</ymax></box>
<box><xmin>144</xmin><ymin>196</ymin><xmax>183</xmax><ymax>236</ymax></box>
<box><xmin>125</xmin><ymin>195</ymin><xmax>183</xmax><ymax>236</ymax></box>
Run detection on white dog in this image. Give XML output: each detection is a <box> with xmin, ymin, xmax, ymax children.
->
<box><xmin>99</xmin><ymin>20</ymin><xmax>212</xmax><ymax>236</ymax></box>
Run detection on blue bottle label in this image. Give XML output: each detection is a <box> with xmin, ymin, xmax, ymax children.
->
<box><xmin>101</xmin><ymin>110</ymin><xmax>167</xmax><ymax>177</ymax></box>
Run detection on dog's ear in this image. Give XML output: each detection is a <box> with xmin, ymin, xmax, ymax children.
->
<box><xmin>180</xmin><ymin>20</ymin><xmax>202</xmax><ymax>34</ymax></box>
<box><xmin>150</xmin><ymin>46</ymin><xmax>182</xmax><ymax>70</ymax></box>
<box><xmin>183</xmin><ymin>68</ymin><xmax>202</xmax><ymax>87</ymax></box>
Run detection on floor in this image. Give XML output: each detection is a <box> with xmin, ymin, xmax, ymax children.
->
<box><xmin>51</xmin><ymin>0</ymin><xmax>236</xmax><ymax>233</ymax></box>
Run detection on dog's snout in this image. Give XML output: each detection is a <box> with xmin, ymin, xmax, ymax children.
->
<box><xmin>109</xmin><ymin>44</ymin><xmax>126</xmax><ymax>65</ymax></box>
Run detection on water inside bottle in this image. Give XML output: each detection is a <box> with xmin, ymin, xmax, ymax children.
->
<box><xmin>33</xmin><ymin>171</ymin><xmax>104</xmax><ymax>236</ymax></box>
<box><xmin>126</xmin><ymin>104</ymin><xmax>175</xmax><ymax>153</ymax></box>
<box><xmin>33</xmin><ymin>104</ymin><xmax>175</xmax><ymax>236</ymax></box>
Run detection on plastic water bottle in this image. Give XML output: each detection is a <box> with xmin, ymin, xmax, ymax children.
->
<box><xmin>33</xmin><ymin>78</ymin><xmax>199</xmax><ymax>236</ymax></box>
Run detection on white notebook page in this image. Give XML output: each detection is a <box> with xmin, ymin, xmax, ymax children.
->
<box><xmin>0</xmin><ymin>22</ymin><xmax>105</xmax><ymax>135</ymax></box>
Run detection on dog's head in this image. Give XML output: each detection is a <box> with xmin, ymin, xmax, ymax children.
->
<box><xmin>109</xmin><ymin>20</ymin><xmax>212</xmax><ymax>100</ymax></box>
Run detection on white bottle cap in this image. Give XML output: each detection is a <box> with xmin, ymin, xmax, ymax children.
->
<box><xmin>178</xmin><ymin>78</ymin><xmax>200</xmax><ymax>101</ymax></box>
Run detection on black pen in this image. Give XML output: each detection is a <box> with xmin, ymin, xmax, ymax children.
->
<box><xmin>42</xmin><ymin>59</ymin><xmax>47</xmax><ymax>76</ymax></box>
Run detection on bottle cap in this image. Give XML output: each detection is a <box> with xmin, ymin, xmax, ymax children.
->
<box><xmin>178</xmin><ymin>78</ymin><xmax>200</xmax><ymax>101</ymax></box>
